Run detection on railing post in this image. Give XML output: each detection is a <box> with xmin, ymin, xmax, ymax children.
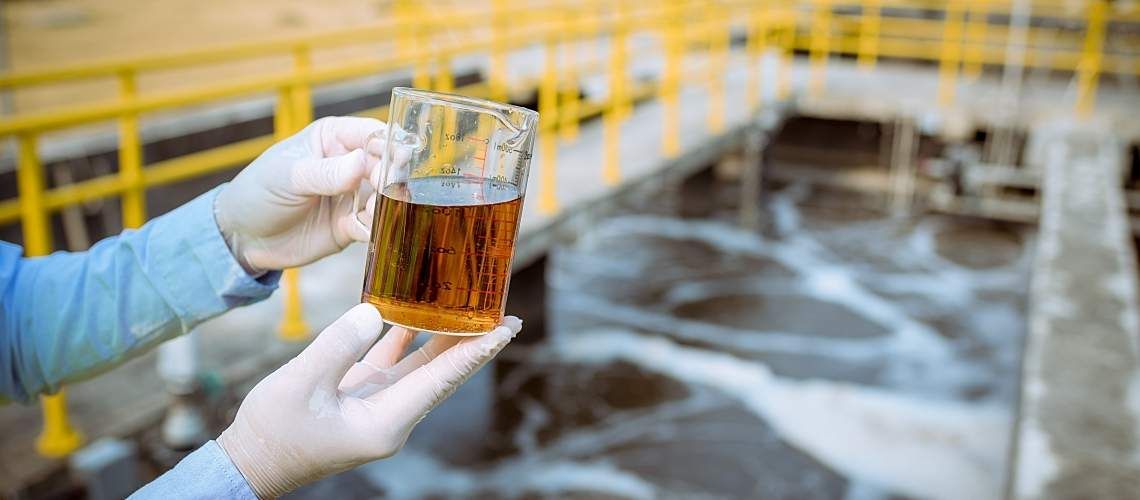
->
<box><xmin>20</xmin><ymin>134</ymin><xmax>85</xmax><ymax>457</ymax></box>
<box><xmin>778</xmin><ymin>6</ymin><xmax>794</xmax><ymax>101</ymax></box>
<box><xmin>1076</xmin><ymin>0</ymin><xmax>1106</xmax><ymax>118</ymax></box>
<box><xmin>602</xmin><ymin>0</ymin><xmax>627</xmax><ymax>186</ymax></box>
<box><xmin>746</xmin><ymin>3</ymin><xmax>769</xmax><ymax>112</ymax></box>
<box><xmin>434</xmin><ymin>15</ymin><xmax>454</xmax><ymax>97</ymax></box>
<box><xmin>273</xmin><ymin>87</ymin><xmax>310</xmax><ymax>342</ymax></box>
<box><xmin>938</xmin><ymin>0</ymin><xmax>964</xmax><ymax>108</ymax></box>
<box><xmin>661</xmin><ymin>0</ymin><xmax>683</xmax><ymax>158</ymax></box>
<box><xmin>963</xmin><ymin>0</ymin><xmax>988</xmax><ymax>80</ymax></box>
<box><xmin>559</xmin><ymin>6</ymin><xmax>580</xmax><ymax>142</ymax></box>
<box><xmin>538</xmin><ymin>29</ymin><xmax>560</xmax><ymax>215</ymax></box>
<box><xmin>397</xmin><ymin>0</ymin><xmax>431</xmax><ymax>89</ymax></box>
<box><xmin>118</xmin><ymin>70</ymin><xmax>146</xmax><ymax>228</ymax></box>
<box><xmin>857</xmin><ymin>0</ymin><xmax>880</xmax><ymax>71</ymax></box>
<box><xmin>490</xmin><ymin>0</ymin><xmax>510</xmax><ymax>102</ymax></box>
<box><xmin>707</xmin><ymin>1</ymin><xmax>727</xmax><ymax>133</ymax></box>
<box><xmin>809</xmin><ymin>0</ymin><xmax>831</xmax><ymax>98</ymax></box>
<box><xmin>290</xmin><ymin>46</ymin><xmax>313</xmax><ymax>124</ymax></box>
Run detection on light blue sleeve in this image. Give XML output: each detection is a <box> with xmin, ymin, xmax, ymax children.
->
<box><xmin>129</xmin><ymin>440</ymin><xmax>257</xmax><ymax>500</ymax></box>
<box><xmin>0</xmin><ymin>185</ymin><xmax>281</xmax><ymax>403</ymax></box>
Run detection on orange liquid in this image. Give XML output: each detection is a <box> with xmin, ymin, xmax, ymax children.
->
<box><xmin>362</xmin><ymin>176</ymin><xmax>523</xmax><ymax>335</ymax></box>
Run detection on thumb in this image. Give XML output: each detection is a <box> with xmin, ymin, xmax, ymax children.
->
<box><xmin>292</xmin><ymin>304</ymin><xmax>384</xmax><ymax>391</ymax></box>
<box><xmin>377</xmin><ymin>320</ymin><xmax>521</xmax><ymax>426</ymax></box>
<box><xmin>290</xmin><ymin>148</ymin><xmax>368</xmax><ymax>196</ymax></box>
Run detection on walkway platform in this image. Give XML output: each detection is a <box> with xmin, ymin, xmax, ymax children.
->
<box><xmin>1011</xmin><ymin>124</ymin><xmax>1140</xmax><ymax>499</ymax></box>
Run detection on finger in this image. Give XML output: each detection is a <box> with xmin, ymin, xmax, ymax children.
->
<box><xmin>384</xmin><ymin>333</ymin><xmax>465</xmax><ymax>380</ymax></box>
<box><xmin>338</xmin><ymin>326</ymin><xmax>416</xmax><ymax>394</ymax></box>
<box><xmin>291</xmin><ymin>149</ymin><xmax>367</xmax><ymax>196</ymax></box>
<box><xmin>363</xmin><ymin>326</ymin><xmax>417</xmax><ymax>369</ymax></box>
<box><xmin>339</xmin><ymin>362</ymin><xmax>399</xmax><ymax>398</ymax></box>
<box><xmin>389</xmin><ymin>316</ymin><xmax>521</xmax><ymax>378</ymax></box>
<box><xmin>292</xmin><ymin>304</ymin><xmax>384</xmax><ymax>391</ymax></box>
<box><xmin>339</xmin><ymin>187</ymin><xmax>375</xmax><ymax>245</ymax></box>
<box><xmin>373</xmin><ymin>146</ymin><xmax>413</xmax><ymax>191</ymax></box>
<box><xmin>344</xmin><ymin>192</ymin><xmax>377</xmax><ymax>243</ymax></box>
<box><xmin>365</xmin><ymin>192</ymin><xmax>377</xmax><ymax>219</ymax></box>
<box><xmin>318</xmin><ymin>116</ymin><xmax>387</xmax><ymax>156</ymax></box>
<box><xmin>374</xmin><ymin>319</ymin><xmax>522</xmax><ymax>423</ymax></box>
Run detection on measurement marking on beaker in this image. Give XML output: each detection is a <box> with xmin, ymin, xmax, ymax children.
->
<box><xmin>470</xmin><ymin>137</ymin><xmax>488</xmax><ymax>162</ymax></box>
<box><xmin>452</xmin><ymin>288</ymin><xmax>502</xmax><ymax>295</ymax></box>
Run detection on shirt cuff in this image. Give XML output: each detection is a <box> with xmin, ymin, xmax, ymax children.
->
<box><xmin>148</xmin><ymin>185</ymin><xmax>281</xmax><ymax>323</ymax></box>
<box><xmin>129</xmin><ymin>440</ymin><xmax>257</xmax><ymax>499</ymax></box>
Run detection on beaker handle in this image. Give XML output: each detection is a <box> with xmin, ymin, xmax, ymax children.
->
<box><xmin>350</xmin><ymin>130</ymin><xmax>385</xmax><ymax>237</ymax></box>
<box><xmin>350</xmin><ymin>182</ymin><xmax>371</xmax><ymax>236</ymax></box>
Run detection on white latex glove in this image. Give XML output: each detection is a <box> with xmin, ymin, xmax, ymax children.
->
<box><xmin>218</xmin><ymin>304</ymin><xmax>522</xmax><ymax>499</ymax></box>
<box><xmin>214</xmin><ymin>116</ymin><xmax>385</xmax><ymax>273</ymax></box>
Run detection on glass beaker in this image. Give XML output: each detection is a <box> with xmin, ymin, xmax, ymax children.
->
<box><xmin>361</xmin><ymin>88</ymin><xmax>538</xmax><ymax>335</ymax></box>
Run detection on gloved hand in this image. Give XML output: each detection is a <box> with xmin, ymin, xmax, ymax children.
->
<box><xmin>214</xmin><ymin>116</ymin><xmax>385</xmax><ymax>274</ymax></box>
<box><xmin>217</xmin><ymin>304</ymin><xmax>522</xmax><ymax>499</ymax></box>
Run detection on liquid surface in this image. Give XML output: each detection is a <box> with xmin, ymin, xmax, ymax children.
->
<box><xmin>362</xmin><ymin>176</ymin><xmax>523</xmax><ymax>334</ymax></box>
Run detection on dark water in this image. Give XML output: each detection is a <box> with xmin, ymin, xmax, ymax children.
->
<box><xmin>295</xmin><ymin>178</ymin><xmax>1032</xmax><ymax>500</ymax></box>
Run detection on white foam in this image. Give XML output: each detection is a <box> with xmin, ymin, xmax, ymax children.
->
<box><xmin>358</xmin><ymin>450</ymin><xmax>657</xmax><ymax>499</ymax></box>
<box><xmin>549</xmin><ymin>328</ymin><xmax>1009</xmax><ymax>500</ymax></box>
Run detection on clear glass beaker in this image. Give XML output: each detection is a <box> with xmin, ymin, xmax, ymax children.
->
<box><xmin>361</xmin><ymin>88</ymin><xmax>538</xmax><ymax>335</ymax></box>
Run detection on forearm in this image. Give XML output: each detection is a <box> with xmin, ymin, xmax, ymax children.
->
<box><xmin>129</xmin><ymin>441</ymin><xmax>257</xmax><ymax>500</ymax></box>
<box><xmin>0</xmin><ymin>186</ymin><xmax>279</xmax><ymax>402</ymax></box>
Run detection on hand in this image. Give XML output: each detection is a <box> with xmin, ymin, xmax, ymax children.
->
<box><xmin>217</xmin><ymin>304</ymin><xmax>522</xmax><ymax>498</ymax></box>
<box><xmin>214</xmin><ymin>116</ymin><xmax>385</xmax><ymax>273</ymax></box>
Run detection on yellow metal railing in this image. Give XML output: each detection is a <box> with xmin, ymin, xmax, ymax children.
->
<box><xmin>0</xmin><ymin>0</ymin><xmax>1133</xmax><ymax>459</ymax></box>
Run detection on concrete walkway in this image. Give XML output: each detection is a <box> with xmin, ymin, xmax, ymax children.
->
<box><xmin>1010</xmin><ymin>124</ymin><xmax>1140</xmax><ymax>499</ymax></box>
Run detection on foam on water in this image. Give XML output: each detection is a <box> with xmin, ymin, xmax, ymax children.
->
<box><xmin>546</xmin><ymin>328</ymin><xmax>1008</xmax><ymax>499</ymax></box>
<box><xmin>358</xmin><ymin>450</ymin><xmax>658</xmax><ymax>499</ymax></box>
<box><xmin>353</xmin><ymin>186</ymin><xmax>1029</xmax><ymax>499</ymax></box>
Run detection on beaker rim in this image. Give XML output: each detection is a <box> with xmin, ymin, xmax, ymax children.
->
<box><xmin>392</xmin><ymin>87</ymin><xmax>538</xmax><ymax>123</ymax></box>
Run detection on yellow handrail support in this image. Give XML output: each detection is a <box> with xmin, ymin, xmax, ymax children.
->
<box><xmin>117</xmin><ymin>70</ymin><xmax>146</xmax><ymax>228</ymax></box>
<box><xmin>490</xmin><ymin>0</ymin><xmax>510</xmax><ymax>103</ymax></box>
<box><xmin>706</xmin><ymin>2</ymin><xmax>728</xmax><ymax>133</ymax></box>
<box><xmin>399</xmin><ymin>0</ymin><xmax>432</xmax><ymax>90</ymax></box>
<box><xmin>37</xmin><ymin>392</ymin><xmax>84</xmax><ymax>457</ymax></box>
<box><xmin>778</xmin><ymin>8</ymin><xmax>794</xmax><ymax>101</ymax></box>
<box><xmin>602</xmin><ymin>1</ymin><xmax>628</xmax><ymax>186</ymax></box>
<box><xmin>857</xmin><ymin>0</ymin><xmax>881</xmax><ymax>70</ymax></box>
<box><xmin>539</xmin><ymin>33</ymin><xmax>561</xmax><ymax>215</ymax></box>
<box><xmin>19</xmin><ymin>134</ymin><xmax>86</xmax><ymax>457</ymax></box>
<box><xmin>278</xmin><ymin>268</ymin><xmax>309</xmax><ymax>341</ymax></box>
<box><xmin>746</xmin><ymin>5</ymin><xmax>769</xmax><ymax>111</ymax></box>
<box><xmin>963</xmin><ymin>0</ymin><xmax>989</xmax><ymax>80</ymax></box>
<box><xmin>809</xmin><ymin>0</ymin><xmax>832</xmax><ymax>98</ymax></box>
<box><xmin>273</xmin><ymin>87</ymin><xmax>311</xmax><ymax>342</ymax></box>
<box><xmin>559</xmin><ymin>8</ymin><xmax>582</xmax><ymax>142</ymax></box>
<box><xmin>661</xmin><ymin>0</ymin><xmax>684</xmax><ymax>158</ymax></box>
<box><xmin>291</xmin><ymin>47</ymin><xmax>314</xmax><ymax>123</ymax></box>
<box><xmin>937</xmin><ymin>0</ymin><xmax>964</xmax><ymax>108</ymax></box>
<box><xmin>1076</xmin><ymin>0</ymin><xmax>1107</xmax><ymax>118</ymax></box>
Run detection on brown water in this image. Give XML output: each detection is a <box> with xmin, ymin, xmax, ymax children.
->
<box><xmin>362</xmin><ymin>176</ymin><xmax>523</xmax><ymax>335</ymax></box>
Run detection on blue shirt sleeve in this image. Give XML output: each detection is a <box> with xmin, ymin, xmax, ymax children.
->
<box><xmin>0</xmin><ymin>185</ymin><xmax>280</xmax><ymax>402</ymax></box>
<box><xmin>129</xmin><ymin>440</ymin><xmax>258</xmax><ymax>500</ymax></box>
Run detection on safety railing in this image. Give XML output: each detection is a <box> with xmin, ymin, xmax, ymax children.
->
<box><xmin>0</xmin><ymin>0</ymin><xmax>1132</xmax><ymax>460</ymax></box>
